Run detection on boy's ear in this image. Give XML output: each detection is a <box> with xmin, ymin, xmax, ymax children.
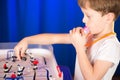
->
<box><xmin>105</xmin><ymin>13</ymin><xmax>115</xmax><ymax>22</ymax></box>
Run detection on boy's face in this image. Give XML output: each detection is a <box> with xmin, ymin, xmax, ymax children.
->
<box><xmin>81</xmin><ymin>6</ymin><xmax>108</xmax><ymax>35</ymax></box>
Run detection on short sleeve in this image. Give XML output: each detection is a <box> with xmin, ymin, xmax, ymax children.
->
<box><xmin>95</xmin><ymin>39</ymin><xmax>120</xmax><ymax>64</ymax></box>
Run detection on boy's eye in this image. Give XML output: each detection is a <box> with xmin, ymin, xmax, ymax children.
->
<box><xmin>87</xmin><ymin>15</ymin><xmax>91</xmax><ymax>18</ymax></box>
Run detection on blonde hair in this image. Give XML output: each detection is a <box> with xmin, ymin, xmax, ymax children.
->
<box><xmin>78</xmin><ymin>0</ymin><xmax>120</xmax><ymax>20</ymax></box>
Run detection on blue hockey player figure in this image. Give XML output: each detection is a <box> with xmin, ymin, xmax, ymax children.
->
<box><xmin>17</xmin><ymin>64</ymin><xmax>25</xmax><ymax>76</ymax></box>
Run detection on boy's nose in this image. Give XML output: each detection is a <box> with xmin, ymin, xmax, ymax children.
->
<box><xmin>82</xmin><ymin>16</ymin><xmax>86</xmax><ymax>24</ymax></box>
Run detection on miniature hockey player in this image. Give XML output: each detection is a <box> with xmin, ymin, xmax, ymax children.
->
<box><xmin>11</xmin><ymin>72</ymin><xmax>16</xmax><ymax>79</ymax></box>
<box><xmin>17</xmin><ymin>64</ymin><xmax>25</xmax><ymax>76</ymax></box>
<box><xmin>3</xmin><ymin>62</ymin><xmax>9</xmax><ymax>73</ymax></box>
<box><xmin>25</xmin><ymin>50</ymin><xmax>33</xmax><ymax>59</ymax></box>
<box><xmin>21</xmin><ymin>56</ymin><xmax>27</xmax><ymax>61</ymax></box>
<box><xmin>12</xmin><ymin>56</ymin><xmax>17</xmax><ymax>62</ymax></box>
<box><xmin>30</xmin><ymin>56</ymin><xmax>34</xmax><ymax>62</ymax></box>
<box><xmin>56</xmin><ymin>66</ymin><xmax>62</xmax><ymax>78</ymax></box>
<box><xmin>33</xmin><ymin>59</ymin><xmax>39</xmax><ymax>70</ymax></box>
<box><xmin>30</xmin><ymin>56</ymin><xmax>34</xmax><ymax>65</ymax></box>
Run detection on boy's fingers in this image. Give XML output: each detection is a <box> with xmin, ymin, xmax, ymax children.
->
<box><xmin>14</xmin><ymin>48</ymin><xmax>21</xmax><ymax>60</ymax></box>
<box><xmin>80</xmin><ymin>29</ymin><xmax>85</xmax><ymax>36</ymax></box>
<box><xmin>20</xmin><ymin>49</ymin><xmax>26</xmax><ymax>57</ymax></box>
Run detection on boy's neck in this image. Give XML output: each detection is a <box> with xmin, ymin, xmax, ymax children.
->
<box><xmin>93</xmin><ymin>22</ymin><xmax>115</xmax><ymax>40</ymax></box>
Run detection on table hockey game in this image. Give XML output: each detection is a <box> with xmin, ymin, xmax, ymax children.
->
<box><xmin>0</xmin><ymin>43</ymin><xmax>63</xmax><ymax>80</ymax></box>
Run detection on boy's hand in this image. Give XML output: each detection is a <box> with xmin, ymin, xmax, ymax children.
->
<box><xmin>14</xmin><ymin>38</ymin><xmax>28</xmax><ymax>60</ymax></box>
<box><xmin>69</xmin><ymin>27</ymin><xmax>88</xmax><ymax>49</ymax></box>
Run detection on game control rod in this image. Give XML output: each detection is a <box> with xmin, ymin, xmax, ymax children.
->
<box><xmin>3</xmin><ymin>74</ymin><xmax>6</xmax><ymax>79</ymax></box>
<box><xmin>8</xmin><ymin>65</ymin><xmax>12</xmax><ymax>72</ymax></box>
<box><xmin>33</xmin><ymin>70</ymin><xmax>36</xmax><ymax>80</ymax></box>
<box><xmin>46</xmin><ymin>69</ymin><xmax>50</xmax><ymax>80</ymax></box>
<box><xmin>43</xmin><ymin>57</ymin><xmax>47</xmax><ymax>65</ymax></box>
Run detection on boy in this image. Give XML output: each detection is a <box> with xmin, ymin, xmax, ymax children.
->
<box><xmin>14</xmin><ymin>0</ymin><xmax>120</xmax><ymax>80</ymax></box>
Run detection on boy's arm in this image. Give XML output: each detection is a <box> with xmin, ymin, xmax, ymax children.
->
<box><xmin>26</xmin><ymin>33</ymin><xmax>71</xmax><ymax>44</ymax></box>
<box><xmin>70</xmin><ymin>27</ymin><xmax>113</xmax><ymax>80</ymax></box>
<box><xmin>76</xmin><ymin>48</ymin><xmax>113</xmax><ymax>80</ymax></box>
<box><xmin>14</xmin><ymin>33</ymin><xmax>71</xmax><ymax>60</ymax></box>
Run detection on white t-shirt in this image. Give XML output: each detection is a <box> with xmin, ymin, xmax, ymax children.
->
<box><xmin>74</xmin><ymin>36</ymin><xmax>120</xmax><ymax>80</ymax></box>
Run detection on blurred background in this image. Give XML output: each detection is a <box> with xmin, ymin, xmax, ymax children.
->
<box><xmin>0</xmin><ymin>0</ymin><xmax>120</xmax><ymax>77</ymax></box>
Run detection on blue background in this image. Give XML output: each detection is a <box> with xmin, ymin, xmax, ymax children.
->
<box><xmin>0</xmin><ymin>0</ymin><xmax>120</xmax><ymax>76</ymax></box>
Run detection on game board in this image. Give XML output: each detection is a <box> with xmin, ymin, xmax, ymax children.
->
<box><xmin>0</xmin><ymin>43</ymin><xmax>63</xmax><ymax>80</ymax></box>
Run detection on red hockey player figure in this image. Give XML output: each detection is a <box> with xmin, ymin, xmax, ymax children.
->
<box><xmin>3</xmin><ymin>62</ymin><xmax>9</xmax><ymax>73</ymax></box>
<box><xmin>32</xmin><ymin>59</ymin><xmax>39</xmax><ymax>70</ymax></box>
<box><xmin>56</xmin><ymin>65</ymin><xmax>62</xmax><ymax>78</ymax></box>
<box><xmin>11</xmin><ymin>72</ymin><xmax>16</xmax><ymax>79</ymax></box>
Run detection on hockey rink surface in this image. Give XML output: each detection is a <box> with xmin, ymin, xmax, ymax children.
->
<box><xmin>0</xmin><ymin>48</ymin><xmax>63</xmax><ymax>80</ymax></box>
